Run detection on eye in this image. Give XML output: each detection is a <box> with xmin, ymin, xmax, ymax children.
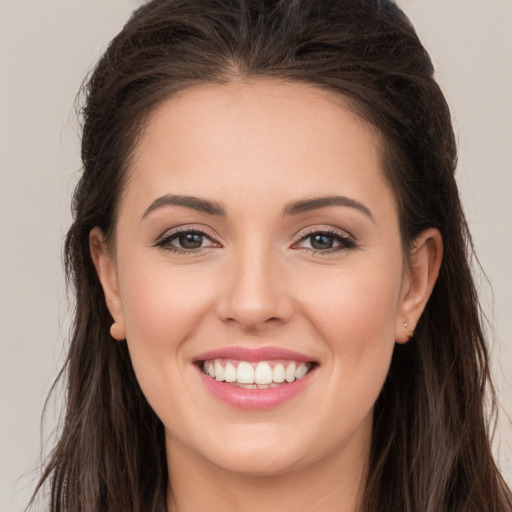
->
<box><xmin>154</xmin><ymin>227</ymin><xmax>220</xmax><ymax>253</ymax></box>
<box><xmin>173</xmin><ymin>232</ymin><xmax>207</xmax><ymax>249</ymax></box>
<box><xmin>293</xmin><ymin>229</ymin><xmax>356</xmax><ymax>253</ymax></box>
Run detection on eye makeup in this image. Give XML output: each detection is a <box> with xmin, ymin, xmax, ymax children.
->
<box><xmin>153</xmin><ymin>225</ymin><xmax>221</xmax><ymax>254</ymax></box>
<box><xmin>291</xmin><ymin>226</ymin><xmax>357</xmax><ymax>255</ymax></box>
<box><xmin>152</xmin><ymin>223</ymin><xmax>357</xmax><ymax>257</ymax></box>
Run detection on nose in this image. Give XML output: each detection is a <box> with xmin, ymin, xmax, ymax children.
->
<box><xmin>216</xmin><ymin>246</ymin><xmax>294</xmax><ymax>332</ymax></box>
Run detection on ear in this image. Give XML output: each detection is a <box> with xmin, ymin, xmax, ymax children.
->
<box><xmin>395</xmin><ymin>228</ymin><xmax>443</xmax><ymax>343</ymax></box>
<box><xmin>89</xmin><ymin>227</ymin><xmax>126</xmax><ymax>340</ymax></box>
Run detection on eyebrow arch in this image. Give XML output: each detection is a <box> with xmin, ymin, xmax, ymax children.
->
<box><xmin>141</xmin><ymin>194</ymin><xmax>226</xmax><ymax>220</ymax></box>
<box><xmin>283</xmin><ymin>195</ymin><xmax>374</xmax><ymax>221</ymax></box>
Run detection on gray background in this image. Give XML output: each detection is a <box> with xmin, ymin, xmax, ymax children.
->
<box><xmin>1</xmin><ymin>1</ymin><xmax>511</xmax><ymax>510</ymax></box>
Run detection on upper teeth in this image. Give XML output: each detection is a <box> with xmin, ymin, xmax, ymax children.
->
<box><xmin>203</xmin><ymin>359</ymin><xmax>311</xmax><ymax>385</ymax></box>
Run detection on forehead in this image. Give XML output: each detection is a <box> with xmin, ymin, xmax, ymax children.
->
<box><xmin>122</xmin><ymin>79</ymin><xmax>395</xmax><ymax>220</ymax></box>
<box><xmin>136</xmin><ymin>79</ymin><xmax>380</xmax><ymax>160</ymax></box>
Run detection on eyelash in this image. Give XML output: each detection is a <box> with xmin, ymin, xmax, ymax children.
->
<box><xmin>153</xmin><ymin>226</ymin><xmax>220</xmax><ymax>254</ymax></box>
<box><xmin>292</xmin><ymin>228</ymin><xmax>356</xmax><ymax>255</ymax></box>
<box><xmin>153</xmin><ymin>227</ymin><xmax>356</xmax><ymax>255</ymax></box>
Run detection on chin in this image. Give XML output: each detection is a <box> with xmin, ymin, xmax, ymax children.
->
<box><xmin>168</xmin><ymin>421</ymin><xmax>318</xmax><ymax>477</ymax></box>
<box><xmin>204</xmin><ymin>443</ymin><xmax>310</xmax><ymax>477</ymax></box>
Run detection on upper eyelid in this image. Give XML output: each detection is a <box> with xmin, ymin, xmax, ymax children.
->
<box><xmin>157</xmin><ymin>225</ymin><xmax>217</xmax><ymax>239</ymax></box>
<box><xmin>293</xmin><ymin>225</ymin><xmax>355</xmax><ymax>242</ymax></box>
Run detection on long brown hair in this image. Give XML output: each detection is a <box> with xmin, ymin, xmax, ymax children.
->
<box><xmin>31</xmin><ymin>1</ymin><xmax>512</xmax><ymax>510</ymax></box>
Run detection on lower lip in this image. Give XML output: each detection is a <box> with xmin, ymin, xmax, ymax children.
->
<box><xmin>197</xmin><ymin>365</ymin><xmax>316</xmax><ymax>410</ymax></box>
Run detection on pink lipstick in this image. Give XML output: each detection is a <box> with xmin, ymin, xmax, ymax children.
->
<box><xmin>193</xmin><ymin>346</ymin><xmax>318</xmax><ymax>410</ymax></box>
<box><xmin>193</xmin><ymin>346</ymin><xmax>315</xmax><ymax>363</ymax></box>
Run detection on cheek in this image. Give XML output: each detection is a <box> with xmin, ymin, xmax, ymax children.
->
<box><xmin>120</xmin><ymin>256</ymin><xmax>214</xmax><ymax>342</ymax></box>
<box><xmin>304</xmin><ymin>261</ymin><xmax>401</xmax><ymax>336</ymax></box>
<box><xmin>298</xmin><ymin>259</ymin><xmax>403</xmax><ymax>395</ymax></box>
<box><xmin>116</xmin><ymin>256</ymin><xmax>217</xmax><ymax>402</ymax></box>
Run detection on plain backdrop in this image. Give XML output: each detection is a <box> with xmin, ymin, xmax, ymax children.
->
<box><xmin>1</xmin><ymin>1</ymin><xmax>511</xmax><ymax>510</ymax></box>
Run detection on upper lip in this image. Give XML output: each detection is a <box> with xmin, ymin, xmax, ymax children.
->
<box><xmin>193</xmin><ymin>346</ymin><xmax>317</xmax><ymax>363</ymax></box>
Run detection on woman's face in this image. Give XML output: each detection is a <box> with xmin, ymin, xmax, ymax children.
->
<box><xmin>93</xmin><ymin>80</ymin><xmax>435</xmax><ymax>476</ymax></box>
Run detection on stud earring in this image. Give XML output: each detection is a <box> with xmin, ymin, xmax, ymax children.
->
<box><xmin>403</xmin><ymin>320</ymin><xmax>414</xmax><ymax>341</ymax></box>
<box><xmin>110</xmin><ymin>322</ymin><xmax>125</xmax><ymax>340</ymax></box>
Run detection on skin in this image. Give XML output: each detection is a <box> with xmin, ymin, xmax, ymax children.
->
<box><xmin>91</xmin><ymin>79</ymin><xmax>442</xmax><ymax>512</ymax></box>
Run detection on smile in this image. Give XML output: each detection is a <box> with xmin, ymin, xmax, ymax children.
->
<box><xmin>194</xmin><ymin>347</ymin><xmax>318</xmax><ymax>410</ymax></box>
<box><xmin>202</xmin><ymin>359</ymin><xmax>312</xmax><ymax>388</ymax></box>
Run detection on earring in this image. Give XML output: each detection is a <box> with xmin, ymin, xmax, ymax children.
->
<box><xmin>110</xmin><ymin>322</ymin><xmax>125</xmax><ymax>340</ymax></box>
<box><xmin>403</xmin><ymin>320</ymin><xmax>414</xmax><ymax>341</ymax></box>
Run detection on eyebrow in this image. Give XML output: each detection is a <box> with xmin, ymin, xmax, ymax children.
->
<box><xmin>141</xmin><ymin>193</ymin><xmax>373</xmax><ymax>222</ymax></box>
<box><xmin>141</xmin><ymin>194</ymin><xmax>226</xmax><ymax>220</ymax></box>
<box><xmin>282</xmin><ymin>195</ymin><xmax>374</xmax><ymax>221</ymax></box>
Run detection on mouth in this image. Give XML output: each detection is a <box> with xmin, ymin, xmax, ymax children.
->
<box><xmin>198</xmin><ymin>358</ymin><xmax>315</xmax><ymax>389</ymax></box>
<box><xmin>193</xmin><ymin>347</ymin><xmax>318</xmax><ymax>410</ymax></box>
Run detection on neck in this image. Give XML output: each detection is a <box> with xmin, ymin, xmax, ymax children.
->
<box><xmin>165</xmin><ymin>424</ymin><xmax>370</xmax><ymax>512</ymax></box>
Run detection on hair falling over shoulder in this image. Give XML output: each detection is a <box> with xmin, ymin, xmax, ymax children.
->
<box><xmin>30</xmin><ymin>1</ymin><xmax>511</xmax><ymax>511</ymax></box>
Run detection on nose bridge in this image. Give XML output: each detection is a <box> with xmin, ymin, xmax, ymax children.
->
<box><xmin>218</xmin><ymin>237</ymin><xmax>292</xmax><ymax>330</ymax></box>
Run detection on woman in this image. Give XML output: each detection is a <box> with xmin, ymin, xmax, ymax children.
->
<box><xmin>31</xmin><ymin>0</ymin><xmax>511</xmax><ymax>511</ymax></box>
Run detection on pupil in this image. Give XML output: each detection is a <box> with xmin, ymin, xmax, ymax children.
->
<box><xmin>179</xmin><ymin>233</ymin><xmax>203</xmax><ymax>249</ymax></box>
<box><xmin>311</xmin><ymin>234</ymin><xmax>333</xmax><ymax>250</ymax></box>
